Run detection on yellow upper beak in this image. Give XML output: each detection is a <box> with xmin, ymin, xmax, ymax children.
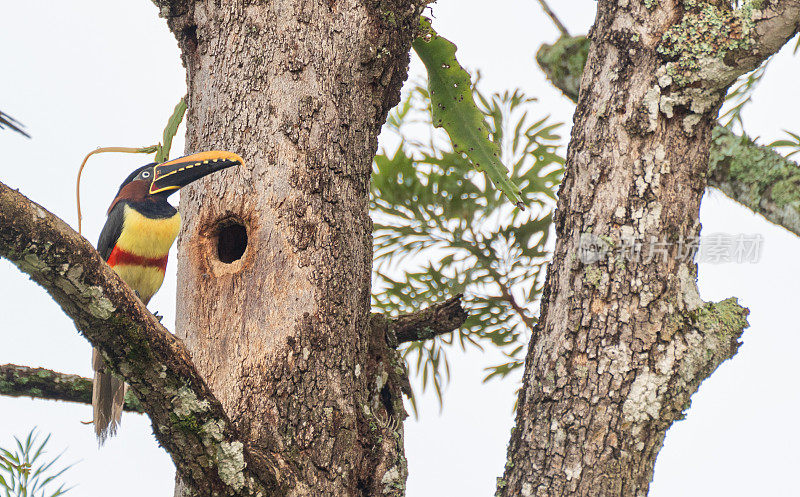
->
<box><xmin>149</xmin><ymin>151</ymin><xmax>245</xmax><ymax>195</ymax></box>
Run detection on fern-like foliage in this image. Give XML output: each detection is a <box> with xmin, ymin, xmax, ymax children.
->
<box><xmin>719</xmin><ymin>60</ymin><xmax>769</xmax><ymax>131</ymax></box>
<box><xmin>0</xmin><ymin>430</ymin><xmax>72</xmax><ymax>497</ymax></box>
<box><xmin>371</xmin><ymin>79</ymin><xmax>564</xmax><ymax>404</ymax></box>
<box><xmin>768</xmin><ymin>130</ymin><xmax>800</xmax><ymax>159</ymax></box>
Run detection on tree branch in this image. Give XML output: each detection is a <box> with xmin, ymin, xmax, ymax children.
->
<box><xmin>498</xmin><ymin>283</ymin><xmax>537</xmax><ymax>333</ymax></box>
<box><xmin>535</xmin><ymin>0</ymin><xmax>569</xmax><ymax>37</ymax></box>
<box><xmin>737</xmin><ymin>1</ymin><xmax>800</xmax><ymax>76</ymax></box>
<box><xmin>708</xmin><ymin>126</ymin><xmax>800</xmax><ymax>237</ymax></box>
<box><xmin>0</xmin><ymin>110</ymin><xmax>31</xmax><ymax>138</ymax></box>
<box><xmin>0</xmin><ymin>181</ymin><xmax>294</xmax><ymax>496</ymax></box>
<box><xmin>535</xmin><ymin>36</ymin><xmax>588</xmax><ymax>103</ymax></box>
<box><xmin>0</xmin><ymin>364</ymin><xmax>144</xmax><ymax>412</ymax></box>
<box><xmin>653</xmin><ymin>1</ymin><xmax>800</xmax><ymax>90</ymax></box>
<box><xmin>537</xmin><ymin>35</ymin><xmax>800</xmax><ymax>238</ymax></box>
<box><xmin>390</xmin><ymin>294</ymin><xmax>468</xmax><ymax>344</ymax></box>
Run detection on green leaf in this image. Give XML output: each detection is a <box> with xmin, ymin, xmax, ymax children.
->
<box><xmin>155</xmin><ymin>97</ymin><xmax>188</xmax><ymax>164</ymax></box>
<box><xmin>769</xmin><ymin>140</ymin><xmax>798</xmax><ymax>148</ymax></box>
<box><xmin>412</xmin><ymin>17</ymin><xmax>524</xmax><ymax>209</ymax></box>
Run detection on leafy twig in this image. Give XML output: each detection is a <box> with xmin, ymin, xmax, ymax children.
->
<box><xmin>371</xmin><ymin>79</ymin><xmax>562</xmax><ymax>399</ymax></box>
<box><xmin>768</xmin><ymin>130</ymin><xmax>800</xmax><ymax>159</ymax></box>
<box><xmin>0</xmin><ymin>429</ymin><xmax>73</xmax><ymax>497</ymax></box>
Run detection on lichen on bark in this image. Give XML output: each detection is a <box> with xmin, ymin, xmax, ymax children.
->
<box><xmin>535</xmin><ymin>32</ymin><xmax>800</xmax><ymax>237</ymax></box>
<box><xmin>657</xmin><ymin>1</ymin><xmax>756</xmax><ymax>87</ymax></box>
<box><xmin>496</xmin><ymin>0</ymin><xmax>795</xmax><ymax>492</ymax></box>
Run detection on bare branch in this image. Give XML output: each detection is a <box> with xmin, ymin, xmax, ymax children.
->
<box><xmin>390</xmin><ymin>294</ymin><xmax>468</xmax><ymax>344</ymax></box>
<box><xmin>0</xmin><ymin>110</ymin><xmax>31</xmax><ymax>138</ymax></box>
<box><xmin>498</xmin><ymin>284</ymin><xmax>537</xmax><ymax>333</ymax></box>
<box><xmin>535</xmin><ymin>0</ymin><xmax>570</xmax><ymax>37</ymax></box>
<box><xmin>0</xmin><ymin>364</ymin><xmax>144</xmax><ymax>413</ymax></box>
<box><xmin>0</xmin><ymin>181</ymin><xmax>294</xmax><ymax>496</ymax></box>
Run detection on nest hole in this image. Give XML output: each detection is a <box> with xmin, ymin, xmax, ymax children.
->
<box><xmin>216</xmin><ymin>219</ymin><xmax>248</xmax><ymax>264</ymax></box>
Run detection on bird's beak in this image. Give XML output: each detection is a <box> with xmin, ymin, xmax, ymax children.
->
<box><xmin>149</xmin><ymin>151</ymin><xmax>244</xmax><ymax>195</ymax></box>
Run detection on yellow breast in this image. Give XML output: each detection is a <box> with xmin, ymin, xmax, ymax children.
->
<box><xmin>112</xmin><ymin>265</ymin><xmax>167</xmax><ymax>304</ymax></box>
<box><xmin>115</xmin><ymin>205</ymin><xmax>181</xmax><ymax>258</ymax></box>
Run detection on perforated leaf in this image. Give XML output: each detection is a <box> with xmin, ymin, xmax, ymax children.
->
<box><xmin>412</xmin><ymin>17</ymin><xmax>524</xmax><ymax>209</ymax></box>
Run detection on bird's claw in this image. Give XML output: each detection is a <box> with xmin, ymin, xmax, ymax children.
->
<box><xmin>153</xmin><ymin>311</ymin><xmax>163</xmax><ymax>322</ymax></box>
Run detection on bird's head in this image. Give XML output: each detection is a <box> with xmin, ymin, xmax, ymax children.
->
<box><xmin>107</xmin><ymin>151</ymin><xmax>243</xmax><ymax>213</ymax></box>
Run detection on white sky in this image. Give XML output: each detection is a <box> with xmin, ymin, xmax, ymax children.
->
<box><xmin>1</xmin><ymin>1</ymin><xmax>798</xmax><ymax>496</ymax></box>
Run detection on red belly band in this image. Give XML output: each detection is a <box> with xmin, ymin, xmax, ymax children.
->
<box><xmin>107</xmin><ymin>246</ymin><xmax>168</xmax><ymax>272</ymax></box>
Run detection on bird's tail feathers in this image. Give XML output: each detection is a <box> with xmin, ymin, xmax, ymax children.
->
<box><xmin>92</xmin><ymin>347</ymin><xmax>126</xmax><ymax>444</ymax></box>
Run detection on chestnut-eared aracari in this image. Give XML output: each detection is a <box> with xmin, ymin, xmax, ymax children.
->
<box><xmin>93</xmin><ymin>150</ymin><xmax>243</xmax><ymax>442</ymax></box>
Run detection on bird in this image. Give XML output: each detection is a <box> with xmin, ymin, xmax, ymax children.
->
<box><xmin>92</xmin><ymin>150</ymin><xmax>243</xmax><ymax>442</ymax></box>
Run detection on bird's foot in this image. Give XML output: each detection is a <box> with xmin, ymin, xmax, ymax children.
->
<box><xmin>153</xmin><ymin>311</ymin><xmax>163</xmax><ymax>322</ymax></box>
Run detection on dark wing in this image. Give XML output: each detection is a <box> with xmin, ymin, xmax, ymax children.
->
<box><xmin>0</xmin><ymin>110</ymin><xmax>31</xmax><ymax>138</ymax></box>
<box><xmin>97</xmin><ymin>203</ymin><xmax>126</xmax><ymax>261</ymax></box>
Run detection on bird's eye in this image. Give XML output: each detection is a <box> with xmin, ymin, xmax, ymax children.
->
<box><xmin>141</xmin><ymin>171</ymin><xmax>151</xmax><ymax>178</ymax></box>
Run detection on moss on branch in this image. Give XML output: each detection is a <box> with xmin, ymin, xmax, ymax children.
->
<box><xmin>535</xmin><ymin>35</ymin><xmax>588</xmax><ymax>103</ymax></box>
<box><xmin>0</xmin><ymin>364</ymin><xmax>144</xmax><ymax>412</ymax></box>
<box><xmin>708</xmin><ymin>127</ymin><xmax>800</xmax><ymax>236</ymax></box>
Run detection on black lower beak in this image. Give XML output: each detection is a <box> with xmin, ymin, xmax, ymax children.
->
<box><xmin>149</xmin><ymin>151</ymin><xmax>244</xmax><ymax>195</ymax></box>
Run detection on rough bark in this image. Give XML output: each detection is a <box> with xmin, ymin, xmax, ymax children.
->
<box><xmin>390</xmin><ymin>294</ymin><xmax>468</xmax><ymax>344</ymax></box>
<box><xmin>537</xmin><ymin>34</ymin><xmax>800</xmax><ymax>237</ymax></box>
<box><xmin>500</xmin><ymin>1</ymin><xmax>798</xmax><ymax>495</ymax></box>
<box><xmin>0</xmin><ymin>364</ymin><xmax>143</xmax><ymax>413</ymax></box>
<box><xmin>0</xmin><ymin>181</ymin><xmax>292</xmax><ymax>496</ymax></box>
<box><xmin>152</xmin><ymin>1</ymin><xmax>425</xmax><ymax>495</ymax></box>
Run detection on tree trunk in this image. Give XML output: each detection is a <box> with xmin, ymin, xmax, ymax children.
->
<box><xmin>154</xmin><ymin>1</ymin><xmax>423</xmax><ymax>495</ymax></box>
<box><xmin>497</xmin><ymin>1</ymin><xmax>798</xmax><ymax>495</ymax></box>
